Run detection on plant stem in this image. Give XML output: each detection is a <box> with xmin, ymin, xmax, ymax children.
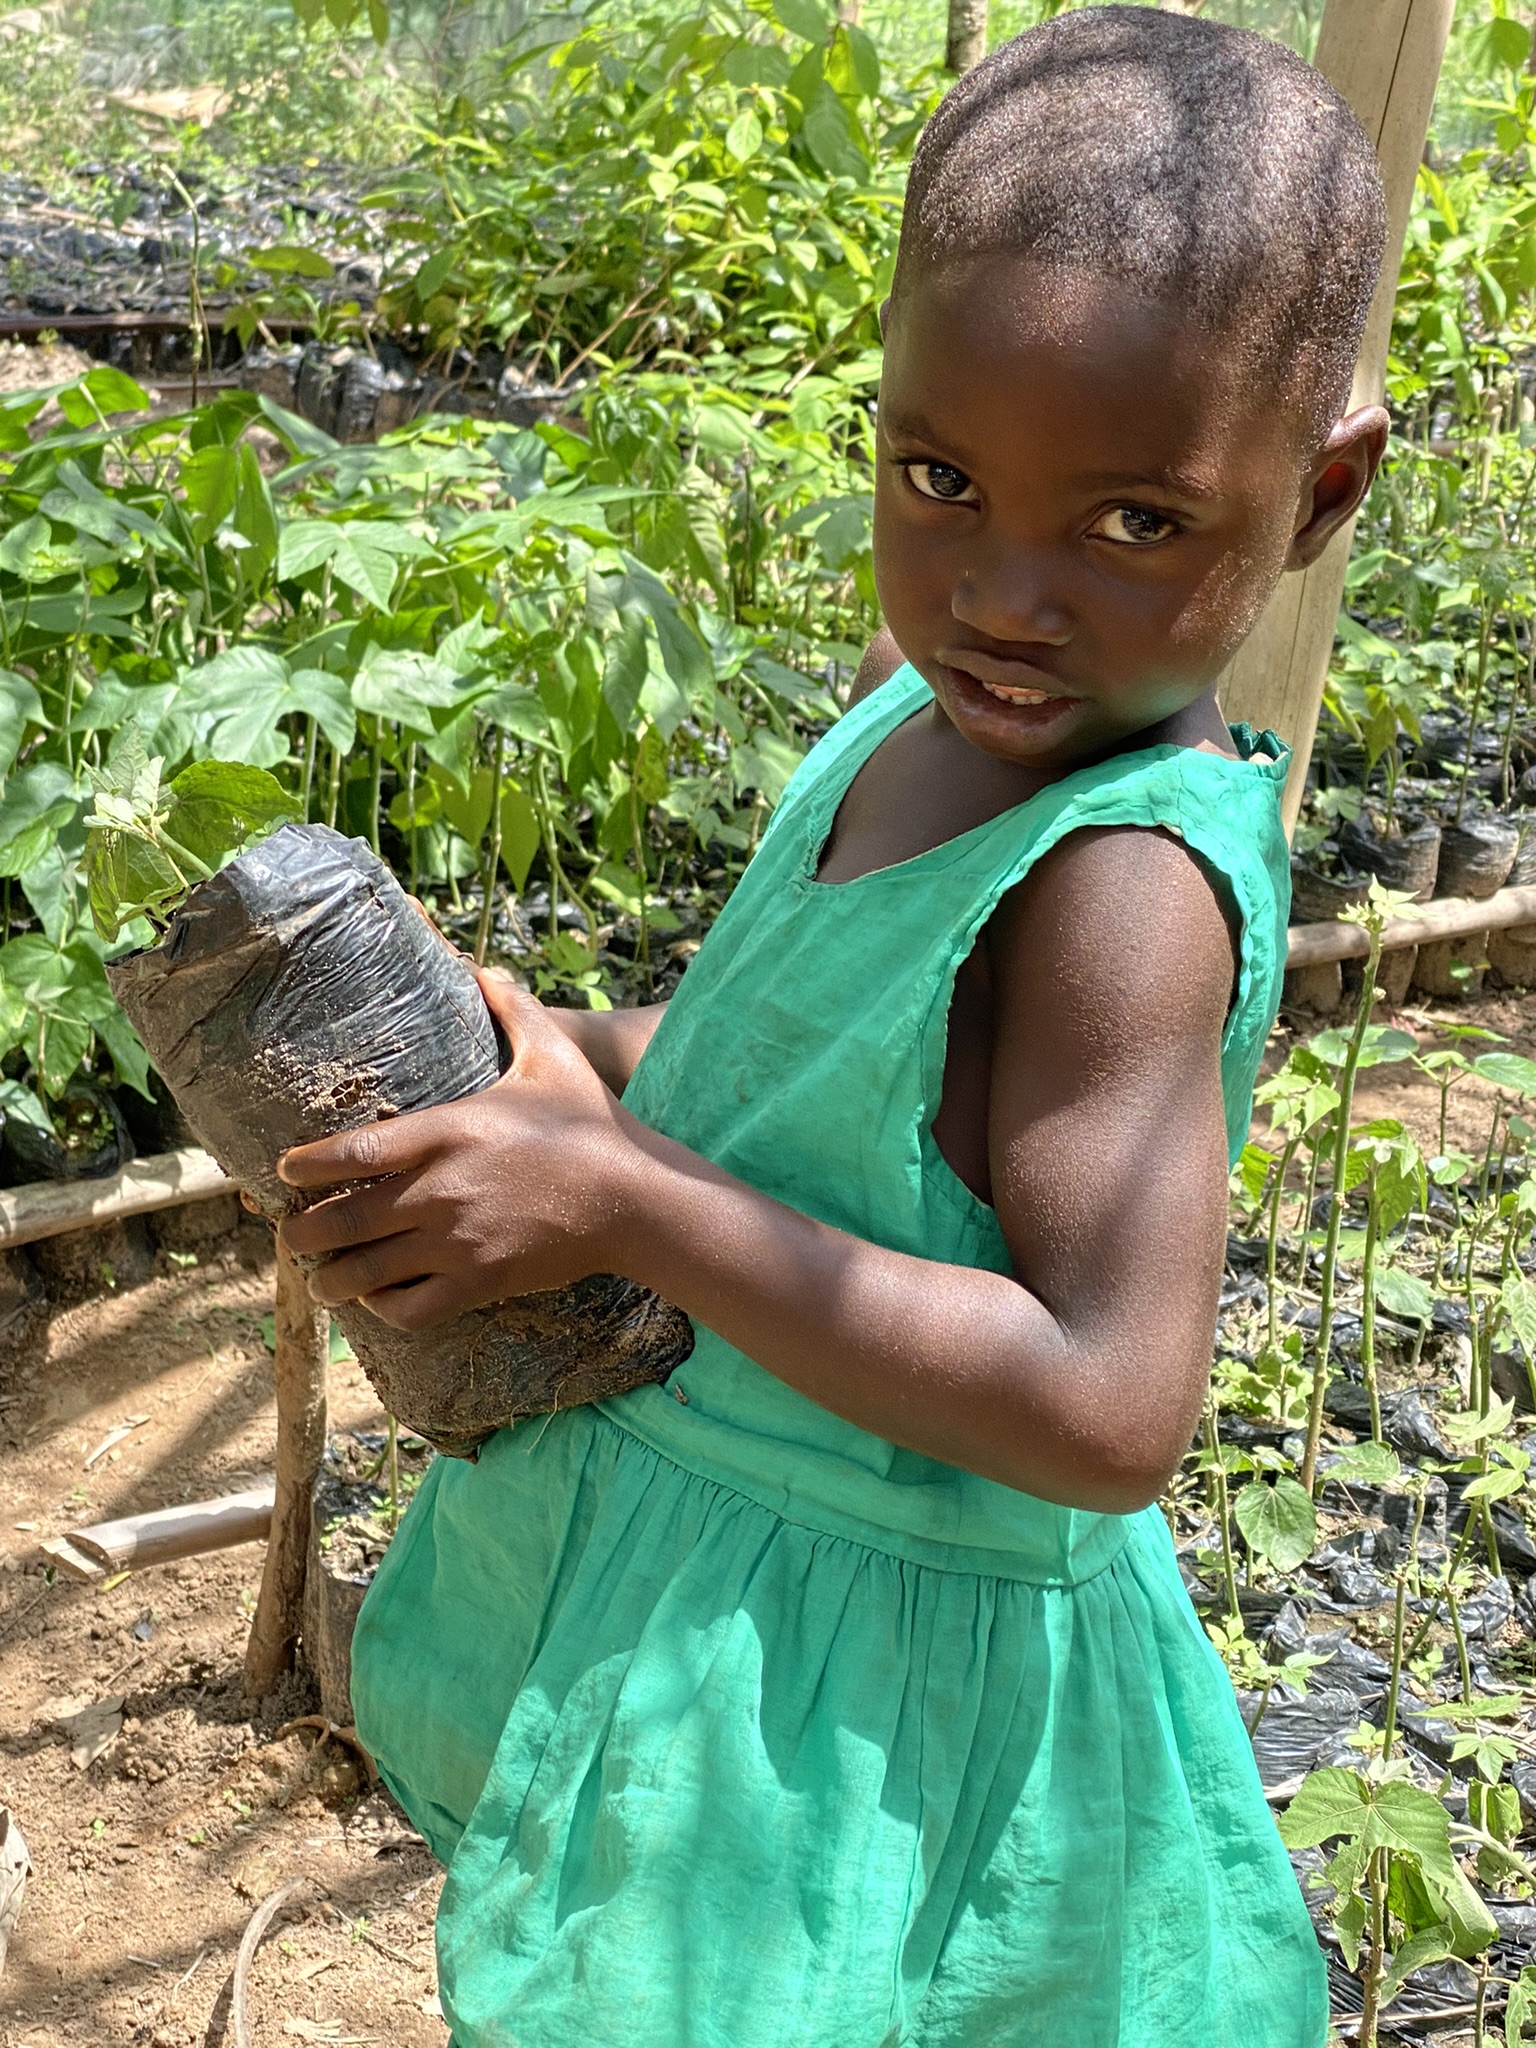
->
<box><xmin>386</xmin><ymin>1414</ymin><xmax>400</xmax><ymax>1532</ymax></box>
<box><xmin>1357</xmin><ymin>1846</ymin><xmax>1388</xmax><ymax>2048</ymax></box>
<box><xmin>1204</xmin><ymin>1396</ymin><xmax>1241</xmax><ymax>1627</ymax></box>
<box><xmin>1360</xmin><ymin>1177</ymin><xmax>1383</xmax><ymax>1444</ymax></box>
<box><xmin>1381</xmin><ymin>1569</ymin><xmax>1407</xmax><ymax>1761</ymax></box>
<box><xmin>1454</xmin><ymin>603</ymin><xmax>1493</xmax><ymax>827</ymax></box>
<box><xmin>475</xmin><ymin>724</ymin><xmax>506</xmax><ymax>966</ymax></box>
<box><xmin>1301</xmin><ymin>917</ymin><xmax>1385</xmax><ymax>1494</ymax></box>
<box><xmin>1266</xmin><ymin>1136</ymin><xmax>1300</xmax><ymax>1358</ymax></box>
<box><xmin>369</xmin><ymin>735</ymin><xmax>382</xmax><ymax>857</ymax></box>
<box><xmin>1448</xmin><ymin>1581</ymin><xmax>1474</xmax><ymax>1704</ymax></box>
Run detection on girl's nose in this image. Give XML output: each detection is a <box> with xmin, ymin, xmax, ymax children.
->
<box><xmin>950</xmin><ymin>562</ymin><xmax>1074</xmax><ymax>647</ymax></box>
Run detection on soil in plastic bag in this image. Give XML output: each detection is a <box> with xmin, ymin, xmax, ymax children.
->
<box><xmin>107</xmin><ymin>823</ymin><xmax>694</xmax><ymax>1457</ymax></box>
<box><xmin>1339</xmin><ymin>813</ymin><xmax>1442</xmax><ymax>903</ymax></box>
<box><xmin>1435</xmin><ymin>812</ymin><xmax>1520</xmax><ymax>899</ymax></box>
<box><xmin>0</xmin><ymin>1080</ymin><xmax>134</xmax><ymax>1187</ymax></box>
<box><xmin>1288</xmin><ymin>850</ymin><xmax>1372</xmax><ymax>925</ymax></box>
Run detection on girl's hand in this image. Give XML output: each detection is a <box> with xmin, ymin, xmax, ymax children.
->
<box><xmin>275</xmin><ymin>970</ymin><xmax>648</xmax><ymax>1330</ymax></box>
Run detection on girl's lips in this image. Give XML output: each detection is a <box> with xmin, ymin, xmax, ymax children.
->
<box><xmin>937</xmin><ymin>647</ymin><xmax>1077</xmax><ymax>709</ymax></box>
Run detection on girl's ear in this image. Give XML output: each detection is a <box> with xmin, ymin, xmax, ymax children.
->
<box><xmin>1287</xmin><ymin>404</ymin><xmax>1390</xmax><ymax>569</ymax></box>
<box><xmin>878</xmin><ymin>296</ymin><xmax>892</xmax><ymax>338</ymax></box>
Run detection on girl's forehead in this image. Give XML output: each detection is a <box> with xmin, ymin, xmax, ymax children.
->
<box><xmin>881</xmin><ymin>260</ymin><xmax>1305</xmax><ymax>470</ymax></box>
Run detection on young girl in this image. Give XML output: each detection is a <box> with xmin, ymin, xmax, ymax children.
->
<box><xmin>280</xmin><ymin>13</ymin><xmax>1389</xmax><ymax>2043</ymax></box>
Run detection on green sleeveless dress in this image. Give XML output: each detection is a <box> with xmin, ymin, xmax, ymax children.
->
<box><xmin>350</xmin><ymin>665</ymin><xmax>1325</xmax><ymax>2048</ymax></box>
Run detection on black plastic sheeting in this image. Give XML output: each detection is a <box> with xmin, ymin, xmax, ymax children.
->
<box><xmin>108</xmin><ymin>824</ymin><xmax>693</xmax><ymax>1457</ymax></box>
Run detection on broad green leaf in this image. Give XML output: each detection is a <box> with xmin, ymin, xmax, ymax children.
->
<box><xmin>1379</xmin><ymin>1925</ymin><xmax>1455</xmax><ymax>2010</ymax></box>
<box><xmin>772</xmin><ymin>0</ymin><xmax>830</xmax><ymax>43</ymax></box>
<box><xmin>249</xmin><ymin>243</ymin><xmax>334</xmax><ymax>279</ymax></box>
<box><xmin>802</xmin><ymin>81</ymin><xmax>868</xmax><ymax>180</ymax></box>
<box><xmin>164</xmin><ymin>760</ymin><xmax>299</xmax><ymax>870</ymax></box>
<box><xmin>1326</xmin><ymin>1440</ymin><xmax>1402</xmax><ymax>1485</ymax></box>
<box><xmin>1461</xmin><ymin>1464</ymin><xmax>1524</xmax><ymax>1503</ymax></box>
<box><xmin>353</xmin><ymin>649</ymin><xmax>467</xmax><ymax>730</ymax></box>
<box><xmin>499</xmin><ymin>785</ymin><xmax>541</xmax><ymax>892</ymax></box>
<box><xmin>1277</xmin><ymin>1767</ymin><xmax>1372</xmax><ymax>1849</ymax></box>
<box><xmin>1502</xmin><ymin>1274</ymin><xmax>1536</xmax><ymax>1358</ymax></box>
<box><xmin>287</xmin><ymin>668</ymin><xmax>355</xmax><ymax>754</ymax></box>
<box><xmin>180</xmin><ymin>443</ymin><xmax>242</xmax><ymax>544</ymax></box>
<box><xmin>0</xmin><ymin>669</ymin><xmax>46</xmax><ymax>778</ymax></box>
<box><xmin>1373</xmin><ymin>1266</ymin><xmax>1435</xmax><ymax>1322</ymax></box>
<box><xmin>1474</xmin><ymin>1052</ymin><xmax>1536</xmax><ymax>1096</ymax></box>
<box><xmin>1233</xmin><ymin>1476</ymin><xmax>1316</xmax><ymax>1572</ymax></box>
<box><xmin>724</xmin><ymin>111</ymin><xmax>764</xmax><ymax>164</ymax></box>
<box><xmin>0</xmin><ymin>761</ymin><xmax>77</xmax><ymax>877</ymax></box>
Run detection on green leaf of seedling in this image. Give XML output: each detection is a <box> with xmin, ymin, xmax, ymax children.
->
<box><xmin>249</xmin><ymin>243</ymin><xmax>334</xmax><ymax>280</ymax></box>
<box><xmin>1440</xmin><ymin>1398</ymin><xmax>1517</xmax><ymax>1447</ymax></box>
<box><xmin>180</xmin><ymin>443</ymin><xmax>242</xmax><ymax>544</ymax></box>
<box><xmin>1474</xmin><ymin>1053</ymin><xmax>1536</xmax><ymax>1096</ymax></box>
<box><xmin>1312</xmin><ymin>1024</ymin><xmax>1419</xmax><ymax>1070</ymax></box>
<box><xmin>1373</xmin><ymin>1266</ymin><xmax>1435</xmax><ymax>1322</ymax></box>
<box><xmin>0</xmin><ymin>669</ymin><xmax>46</xmax><ymax>779</ymax></box>
<box><xmin>1501</xmin><ymin>1274</ymin><xmax>1536</xmax><ymax>1358</ymax></box>
<box><xmin>772</xmin><ymin>0</ymin><xmax>831</xmax><ymax>43</ymax></box>
<box><xmin>1327</xmin><ymin>1439</ymin><xmax>1403</xmax><ymax>1486</ymax></box>
<box><xmin>1509</xmin><ymin>1965</ymin><xmax>1536</xmax><ymax>2045</ymax></box>
<box><xmin>1233</xmin><ymin>1476</ymin><xmax>1316</xmax><ymax>1573</ymax></box>
<box><xmin>1461</xmin><ymin>1465</ymin><xmax>1525</xmax><ymax>1504</ymax></box>
<box><xmin>499</xmin><ymin>785</ymin><xmax>541</xmax><ymax>892</ymax></box>
<box><xmin>164</xmin><ymin>760</ymin><xmax>299</xmax><ymax>871</ymax></box>
<box><xmin>1379</xmin><ymin>1925</ymin><xmax>1456</xmax><ymax>2011</ymax></box>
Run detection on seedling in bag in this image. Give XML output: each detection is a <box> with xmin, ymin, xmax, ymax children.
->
<box><xmin>83</xmin><ymin>726</ymin><xmax>300</xmax><ymax>941</ymax></box>
<box><xmin>84</xmin><ymin>760</ymin><xmax>693</xmax><ymax>1458</ymax></box>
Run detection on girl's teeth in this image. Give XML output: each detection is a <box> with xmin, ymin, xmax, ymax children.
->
<box><xmin>980</xmin><ymin>680</ymin><xmax>1057</xmax><ymax>706</ymax></box>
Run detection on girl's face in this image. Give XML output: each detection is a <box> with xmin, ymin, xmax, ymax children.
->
<box><xmin>873</xmin><ymin>255</ymin><xmax>1383</xmax><ymax>771</ymax></box>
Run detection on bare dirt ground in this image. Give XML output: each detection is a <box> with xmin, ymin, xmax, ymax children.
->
<box><xmin>0</xmin><ymin>980</ymin><xmax>1531</xmax><ymax>2047</ymax></box>
<box><xmin>0</xmin><ymin>1213</ymin><xmax>448</xmax><ymax>2048</ymax></box>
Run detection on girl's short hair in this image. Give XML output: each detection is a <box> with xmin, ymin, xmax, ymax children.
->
<box><xmin>895</xmin><ymin>7</ymin><xmax>1387</xmax><ymax>438</ymax></box>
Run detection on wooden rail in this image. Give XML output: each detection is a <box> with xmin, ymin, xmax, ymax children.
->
<box><xmin>1283</xmin><ymin>882</ymin><xmax>1536</xmax><ymax>967</ymax></box>
<box><xmin>0</xmin><ymin>1145</ymin><xmax>231</xmax><ymax>1249</ymax></box>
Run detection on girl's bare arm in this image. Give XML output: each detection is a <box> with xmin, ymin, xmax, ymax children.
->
<box><xmin>545</xmin><ymin>1005</ymin><xmax>668</xmax><ymax>1097</ymax></box>
<box><xmin>277</xmin><ymin>827</ymin><xmax>1232</xmax><ymax>1514</ymax></box>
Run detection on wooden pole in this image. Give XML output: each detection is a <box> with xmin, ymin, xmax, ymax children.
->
<box><xmin>0</xmin><ymin>1145</ymin><xmax>229</xmax><ymax>1250</ymax></box>
<box><xmin>946</xmin><ymin>0</ymin><xmax>987</xmax><ymax>74</ymax></box>
<box><xmin>1285</xmin><ymin>882</ymin><xmax>1536</xmax><ymax>966</ymax></box>
<box><xmin>1219</xmin><ymin>0</ymin><xmax>1456</xmax><ymax>831</ymax></box>
<box><xmin>244</xmin><ymin>1246</ymin><xmax>328</xmax><ymax>1696</ymax></box>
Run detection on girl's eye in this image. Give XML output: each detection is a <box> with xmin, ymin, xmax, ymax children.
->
<box><xmin>905</xmin><ymin>462</ymin><xmax>978</xmax><ymax>505</ymax></box>
<box><xmin>1089</xmin><ymin>504</ymin><xmax>1179</xmax><ymax>546</ymax></box>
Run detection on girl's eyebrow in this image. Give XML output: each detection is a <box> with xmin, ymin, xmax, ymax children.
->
<box><xmin>878</xmin><ymin>407</ymin><xmax>971</xmax><ymax>454</ymax></box>
<box><xmin>1069</xmin><ymin>466</ymin><xmax>1224</xmax><ymax>502</ymax></box>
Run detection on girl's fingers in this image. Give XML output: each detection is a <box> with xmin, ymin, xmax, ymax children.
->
<box><xmin>279</xmin><ymin>1104</ymin><xmax>450</xmax><ymax>1189</ymax></box>
<box><xmin>301</xmin><ymin>1230</ymin><xmax>435</xmax><ymax>1307</ymax></box>
<box><xmin>279</xmin><ymin>1183</ymin><xmax>414</xmax><ymax>1260</ymax></box>
<box><xmin>477</xmin><ymin>969</ymin><xmax>578</xmax><ymax>1075</ymax></box>
<box><xmin>357</xmin><ymin>1274</ymin><xmax>463</xmax><ymax>1334</ymax></box>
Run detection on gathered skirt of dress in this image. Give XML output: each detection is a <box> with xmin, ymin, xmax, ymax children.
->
<box><xmin>350</xmin><ymin>1404</ymin><xmax>1327</xmax><ymax>2048</ymax></box>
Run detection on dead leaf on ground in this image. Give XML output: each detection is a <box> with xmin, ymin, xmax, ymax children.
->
<box><xmin>52</xmin><ymin>1695</ymin><xmax>124</xmax><ymax>1769</ymax></box>
<box><xmin>106</xmin><ymin>86</ymin><xmax>232</xmax><ymax>128</ymax></box>
<box><xmin>0</xmin><ymin>1807</ymin><xmax>31</xmax><ymax>1978</ymax></box>
<box><xmin>84</xmin><ymin>1415</ymin><xmax>150</xmax><ymax>1469</ymax></box>
<box><xmin>282</xmin><ymin>2018</ymin><xmax>374</xmax><ymax>2041</ymax></box>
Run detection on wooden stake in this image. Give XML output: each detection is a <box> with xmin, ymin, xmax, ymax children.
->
<box><xmin>244</xmin><ymin>1247</ymin><xmax>328</xmax><ymax>1697</ymax></box>
<box><xmin>1220</xmin><ymin>0</ymin><xmax>1456</xmax><ymax>830</ymax></box>
<box><xmin>945</xmin><ymin>0</ymin><xmax>987</xmax><ymax>74</ymax></box>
